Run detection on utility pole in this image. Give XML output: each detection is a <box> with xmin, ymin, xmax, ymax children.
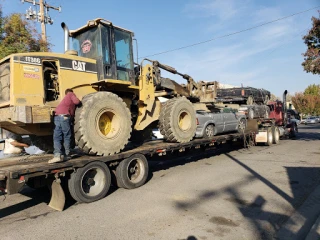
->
<box><xmin>21</xmin><ymin>0</ymin><xmax>61</xmax><ymax>42</ymax></box>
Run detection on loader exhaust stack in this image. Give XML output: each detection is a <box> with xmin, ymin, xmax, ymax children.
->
<box><xmin>61</xmin><ymin>22</ymin><xmax>70</xmax><ymax>53</ymax></box>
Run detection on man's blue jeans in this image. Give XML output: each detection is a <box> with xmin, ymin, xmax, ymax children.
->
<box><xmin>53</xmin><ymin>115</ymin><xmax>71</xmax><ymax>158</ymax></box>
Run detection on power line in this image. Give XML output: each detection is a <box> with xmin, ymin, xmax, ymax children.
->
<box><xmin>141</xmin><ymin>5</ymin><xmax>320</xmax><ymax>59</ymax></box>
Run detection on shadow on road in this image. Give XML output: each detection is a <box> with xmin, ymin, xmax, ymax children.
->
<box><xmin>170</xmin><ymin>149</ymin><xmax>320</xmax><ymax>240</ymax></box>
<box><xmin>295</xmin><ymin>131</ymin><xmax>320</xmax><ymax>141</ymax></box>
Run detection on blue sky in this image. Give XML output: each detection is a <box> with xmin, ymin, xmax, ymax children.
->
<box><xmin>2</xmin><ymin>0</ymin><xmax>320</xmax><ymax>97</ymax></box>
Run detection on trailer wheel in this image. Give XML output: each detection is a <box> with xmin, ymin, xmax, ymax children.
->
<box><xmin>75</xmin><ymin>92</ymin><xmax>132</xmax><ymax>156</ymax></box>
<box><xmin>203</xmin><ymin>124</ymin><xmax>215</xmax><ymax>138</ymax></box>
<box><xmin>68</xmin><ymin>161</ymin><xmax>111</xmax><ymax>203</ymax></box>
<box><xmin>159</xmin><ymin>97</ymin><xmax>196</xmax><ymax>143</ymax></box>
<box><xmin>265</xmin><ymin>127</ymin><xmax>273</xmax><ymax>146</ymax></box>
<box><xmin>272</xmin><ymin>127</ymin><xmax>280</xmax><ymax>144</ymax></box>
<box><xmin>115</xmin><ymin>154</ymin><xmax>149</xmax><ymax>189</ymax></box>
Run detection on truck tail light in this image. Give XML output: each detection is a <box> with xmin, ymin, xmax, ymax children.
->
<box><xmin>196</xmin><ymin>118</ymin><xmax>199</xmax><ymax>125</ymax></box>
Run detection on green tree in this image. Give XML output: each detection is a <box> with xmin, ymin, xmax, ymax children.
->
<box><xmin>0</xmin><ymin>12</ymin><xmax>50</xmax><ymax>59</ymax></box>
<box><xmin>304</xmin><ymin>84</ymin><xmax>320</xmax><ymax>95</ymax></box>
<box><xmin>302</xmin><ymin>13</ymin><xmax>320</xmax><ymax>74</ymax></box>
<box><xmin>292</xmin><ymin>84</ymin><xmax>320</xmax><ymax>115</ymax></box>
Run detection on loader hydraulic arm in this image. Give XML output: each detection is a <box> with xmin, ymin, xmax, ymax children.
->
<box><xmin>146</xmin><ymin>59</ymin><xmax>200</xmax><ymax>96</ymax></box>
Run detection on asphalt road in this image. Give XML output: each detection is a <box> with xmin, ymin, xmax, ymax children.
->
<box><xmin>0</xmin><ymin>124</ymin><xmax>320</xmax><ymax>240</ymax></box>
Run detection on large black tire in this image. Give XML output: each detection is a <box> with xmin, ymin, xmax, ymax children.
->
<box><xmin>203</xmin><ymin>124</ymin><xmax>215</xmax><ymax>138</ymax></box>
<box><xmin>265</xmin><ymin>127</ymin><xmax>273</xmax><ymax>146</ymax></box>
<box><xmin>289</xmin><ymin>123</ymin><xmax>298</xmax><ymax>138</ymax></box>
<box><xmin>75</xmin><ymin>92</ymin><xmax>132</xmax><ymax>156</ymax></box>
<box><xmin>272</xmin><ymin>126</ymin><xmax>280</xmax><ymax>144</ymax></box>
<box><xmin>0</xmin><ymin>63</ymin><xmax>10</xmax><ymax>103</ymax></box>
<box><xmin>30</xmin><ymin>135</ymin><xmax>54</xmax><ymax>153</ymax></box>
<box><xmin>68</xmin><ymin>161</ymin><xmax>111</xmax><ymax>203</ymax></box>
<box><xmin>159</xmin><ymin>97</ymin><xmax>196</xmax><ymax>143</ymax></box>
<box><xmin>115</xmin><ymin>154</ymin><xmax>149</xmax><ymax>189</ymax></box>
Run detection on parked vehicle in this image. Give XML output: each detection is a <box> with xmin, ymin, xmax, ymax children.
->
<box><xmin>195</xmin><ymin>110</ymin><xmax>247</xmax><ymax>138</ymax></box>
<box><xmin>300</xmin><ymin>118</ymin><xmax>307</xmax><ymax>124</ymax></box>
<box><xmin>315</xmin><ymin>116</ymin><xmax>320</xmax><ymax>123</ymax></box>
<box><xmin>289</xmin><ymin>117</ymin><xmax>301</xmax><ymax>125</ymax></box>
<box><xmin>305</xmin><ymin>117</ymin><xmax>317</xmax><ymax>124</ymax></box>
<box><xmin>216</xmin><ymin>87</ymin><xmax>271</xmax><ymax>105</ymax></box>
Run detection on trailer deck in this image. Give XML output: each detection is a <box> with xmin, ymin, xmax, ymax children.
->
<box><xmin>0</xmin><ymin>123</ymin><xmax>257</xmax><ymax>211</ymax></box>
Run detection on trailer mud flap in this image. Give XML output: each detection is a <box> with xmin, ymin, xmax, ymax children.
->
<box><xmin>255</xmin><ymin>131</ymin><xmax>268</xmax><ymax>143</ymax></box>
<box><xmin>48</xmin><ymin>179</ymin><xmax>65</xmax><ymax>211</ymax></box>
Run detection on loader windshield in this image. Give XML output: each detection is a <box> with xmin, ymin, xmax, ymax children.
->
<box><xmin>72</xmin><ymin>27</ymin><xmax>102</xmax><ymax>60</ymax></box>
<box><xmin>114</xmin><ymin>29</ymin><xmax>133</xmax><ymax>81</ymax></box>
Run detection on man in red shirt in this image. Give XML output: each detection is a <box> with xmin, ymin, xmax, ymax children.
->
<box><xmin>48</xmin><ymin>89</ymin><xmax>80</xmax><ymax>164</ymax></box>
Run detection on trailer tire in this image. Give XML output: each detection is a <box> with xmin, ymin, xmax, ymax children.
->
<box><xmin>272</xmin><ymin>126</ymin><xmax>280</xmax><ymax>144</ymax></box>
<box><xmin>75</xmin><ymin>92</ymin><xmax>132</xmax><ymax>156</ymax></box>
<box><xmin>265</xmin><ymin>127</ymin><xmax>273</xmax><ymax>146</ymax></box>
<box><xmin>115</xmin><ymin>154</ymin><xmax>149</xmax><ymax>189</ymax></box>
<box><xmin>68</xmin><ymin>161</ymin><xmax>111</xmax><ymax>203</ymax></box>
<box><xmin>159</xmin><ymin>97</ymin><xmax>196</xmax><ymax>143</ymax></box>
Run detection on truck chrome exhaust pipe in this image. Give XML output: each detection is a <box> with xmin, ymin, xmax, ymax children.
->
<box><xmin>283</xmin><ymin>90</ymin><xmax>288</xmax><ymax>125</ymax></box>
<box><xmin>61</xmin><ymin>22</ymin><xmax>69</xmax><ymax>53</ymax></box>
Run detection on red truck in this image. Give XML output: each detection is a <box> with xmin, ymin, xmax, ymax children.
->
<box><xmin>255</xmin><ymin>90</ymin><xmax>297</xmax><ymax>145</ymax></box>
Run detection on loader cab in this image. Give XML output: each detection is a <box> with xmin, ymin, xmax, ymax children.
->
<box><xmin>70</xmin><ymin>19</ymin><xmax>135</xmax><ymax>84</ymax></box>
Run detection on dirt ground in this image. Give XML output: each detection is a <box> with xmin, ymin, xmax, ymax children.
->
<box><xmin>0</xmin><ymin>124</ymin><xmax>319</xmax><ymax>240</ymax></box>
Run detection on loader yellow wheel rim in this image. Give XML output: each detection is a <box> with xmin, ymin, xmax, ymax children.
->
<box><xmin>96</xmin><ymin>109</ymin><xmax>121</xmax><ymax>139</ymax></box>
<box><xmin>178</xmin><ymin>110</ymin><xmax>191</xmax><ymax>131</ymax></box>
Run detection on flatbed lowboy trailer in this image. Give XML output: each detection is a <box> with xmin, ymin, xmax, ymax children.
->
<box><xmin>0</xmin><ymin>123</ymin><xmax>258</xmax><ymax>211</ymax></box>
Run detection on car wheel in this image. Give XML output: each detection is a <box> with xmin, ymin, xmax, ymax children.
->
<box><xmin>204</xmin><ymin>124</ymin><xmax>215</xmax><ymax>138</ymax></box>
<box><xmin>237</xmin><ymin>119</ymin><xmax>247</xmax><ymax>133</ymax></box>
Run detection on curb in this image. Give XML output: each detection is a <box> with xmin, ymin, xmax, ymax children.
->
<box><xmin>275</xmin><ymin>184</ymin><xmax>320</xmax><ymax>240</ymax></box>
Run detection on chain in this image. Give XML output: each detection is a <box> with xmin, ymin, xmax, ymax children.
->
<box><xmin>18</xmin><ymin>151</ymin><xmax>50</xmax><ymax>163</ymax></box>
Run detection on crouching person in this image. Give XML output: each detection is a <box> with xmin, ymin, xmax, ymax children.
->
<box><xmin>48</xmin><ymin>89</ymin><xmax>80</xmax><ymax>164</ymax></box>
<box><xmin>3</xmin><ymin>131</ymin><xmax>29</xmax><ymax>158</ymax></box>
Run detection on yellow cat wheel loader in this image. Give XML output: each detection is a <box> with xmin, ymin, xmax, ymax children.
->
<box><xmin>0</xmin><ymin>18</ymin><xmax>217</xmax><ymax>156</ymax></box>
